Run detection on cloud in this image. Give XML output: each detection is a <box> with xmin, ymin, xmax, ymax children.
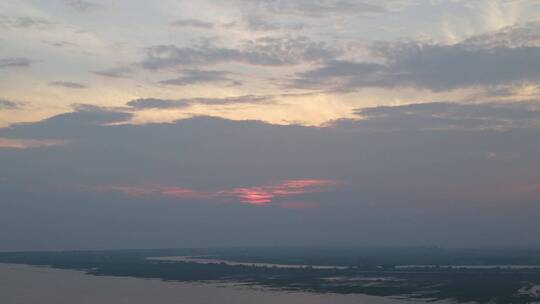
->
<box><xmin>11</xmin><ymin>104</ymin><xmax>133</xmax><ymax>132</ymax></box>
<box><xmin>142</xmin><ymin>36</ymin><xmax>339</xmax><ymax>69</ymax></box>
<box><xmin>234</xmin><ymin>0</ymin><xmax>388</xmax><ymax>17</ymax></box>
<box><xmin>0</xmin><ymin>138</ymin><xmax>65</xmax><ymax>149</ymax></box>
<box><xmin>49</xmin><ymin>81</ymin><xmax>89</xmax><ymax>89</ymax></box>
<box><xmin>92</xmin><ymin>66</ymin><xmax>133</xmax><ymax>78</ymax></box>
<box><xmin>0</xmin><ymin>100</ymin><xmax>22</xmax><ymax>110</ymax></box>
<box><xmin>66</xmin><ymin>104</ymin><xmax>132</xmax><ymax>124</ymax></box>
<box><xmin>0</xmin><ymin>57</ymin><xmax>32</xmax><ymax>69</ymax></box>
<box><xmin>158</xmin><ymin>69</ymin><xmax>235</xmax><ymax>86</ymax></box>
<box><xmin>0</xmin><ymin>105</ymin><xmax>131</xmax><ymax>141</ymax></box>
<box><xmin>0</xmin><ymin>15</ymin><xmax>54</xmax><ymax>30</ymax></box>
<box><xmin>90</xmin><ymin>185</ymin><xmax>208</xmax><ymax>200</ymax></box>
<box><xmin>126</xmin><ymin>98</ymin><xmax>190</xmax><ymax>110</ymax></box>
<box><xmin>242</xmin><ymin>16</ymin><xmax>304</xmax><ymax>31</ymax></box>
<box><xmin>88</xmin><ymin>179</ymin><xmax>340</xmax><ymax>206</ymax></box>
<box><xmin>332</xmin><ymin>101</ymin><xmax>540</xmax><ymax>131</ymax></box>
<box><xmin>463</xmin><ymin>21</ymin><xmax>540</xmax><ymax>48</ymax></box>
<box><xmin>47</xmin><ymin>41</ymin><xmax>79</xmax><ymax>48</ymax></box>
<box><xmin>169</xmin><ymin>17</ymin><xmax>303</xmax><ymax>33</ymax></box>
<box><xmin>64</xmin><ymin>0</ymin><xmax>102</xmax><ymax>12</ymax></box>
<box><xmin>3</xmin><ymin>102</ymin><xmax>540</xmax><ymax>248</ymax></box>
<box><xmin>184</xmin><ymin>95</ymin><xmax>275</xmax><ymax>106</ymax></box>
<box><xmin>221</xmin><ymin>179</ymin><xmax>341</xmax><ymax>205</ymax></box>
<box><xmin>126</xmin><ymin>95</ymin><xmax>275</xmax><ymax>109</ymax></box>
<box><xmin>291</xmin><ymin>60</ymin><xmax>386</xmax><ymax>92</ymax></box>
<box><xmin>170</xmin><ymin>19</ymin><xmax>214</xmax><ymax>29</ymax></box>
<box><xmin>291</xmin><ymin>23</ymin><xmax>540</xmax><ymax>92</ymax></box>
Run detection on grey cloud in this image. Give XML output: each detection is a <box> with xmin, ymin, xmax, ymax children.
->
<box><xmin>377</xmin><ymin>43</ymin><xmax>540</xmax><ymax>91</ymax></box>
<box><xmin>64</xmin><ymin>0</ymin><xmax>102</xmax><ymax>12</ymax></box>
<box><xmin>0</xmin><ymin>104</ymin><xmax>132</xmax><ymax>140</ymax></box>
<box><xmin>243</xmin><ymin>16</ymin><xmax>304</xmax><ymax>31</ymax></box>
<box><xmin>465</xmin><ymin>84</ymin><xmax>540</xmax><ymax>100</ymax></box>
<box><xmin>47</xmin><ymin>41</ymin><xmax>79</xmax><ymax>48</ymax></box>
<box><xmin>50</xmin><ymin>81</ymin><xmax>89</xmax><ymax>89</ymax></box>
<box><xmin>92</xmin><ymin>66</ymin><xmax>133</xmax><ymax>78</ymax></box>
<box><xmin>235</xmin><ymin>0</ymin><xmax>387</xmax><ymax>17</ymax></box>
<box><xmin>292</xmin><ymin>38</ymin><xmax>540</xmax><ymax>92</ymax></box>
<box><xmin>142</xmin><ymin>36</ymin><xmax>339</xmax><ymax>69</ymax></box>
<box><xmin>63</xmin><ymin>104</ymin><xmax>132</xmax><ymax>125</ymax></box>
<box><xmin>127</xmin><ymin>95</ymin><xmax>275</xmax><ymax>109</ymax></box>
<box><xmin>186</xmin><ymin>95</ymin><xmax>275</xmax><ymax>106</ymax></box>
<box><xmin>159</xmin><ymin>69</ymin><xmax>234</xmax><ymax>86</ymax></box>
<box><xmin>170</xmin><ymin>19</ymin><xmax>214</xmax><ymax>29</ymax></box>
<box><xmin>0</xmin><ymin>57</ymin><xmax>33</xmax><ymax>69</ymax></box>
<box><xmin>463</xmin><ymin>22</ymin><xmax>540</xmax><ymax>49</ymax></box>
<box><xmin>21</xmin><ymin>104</ymin><xmax>131</xmax><ymax>131</ymax></box>
<box><xmin>0</xmin><ymin>15</ymin><xmax>54</xmax><ymax>29</ymax></box>
<box><xmin>126</xmin><ymin>98</ymin><xmax>190</xmax><ymax>110</ymax></box>
<box><xmin>2</xmin><ymin>101</ymin><xmax>540</xmax><ymax>249</ymax></box>
<box><xmin>169</xmin><ymin>18</ymin><xmax>302</xmax><ymax>33</ymax></box>
<box><xmin>0</xmin><ymin>100</ymin><xmax>22</xmax><ymax>110</ymax></box>
<box><xmin>332</xmin><ymin>102</ymin><xmax>540</xmax><ymax>131</ymax></box>
<box><xmin>141</xmin><ymin>45</ymin><xmax>242</xmax><ymax>69</ymax></box>
<box><xmin>291</xmin><ymin>60</ymin><xmax>386</xmax><ymax>91</ymax></box>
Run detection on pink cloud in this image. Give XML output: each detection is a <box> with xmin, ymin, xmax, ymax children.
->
<box><xmin>91</xmin><ymin>185</ymin><xmax>212</xmax><ymax>200</ymax></box>
<box><xmin>220</xmin><ymin>179</ymin><xmax>340</xmax><ymax>205</ymax></box>
<box><xmin>89</xmin><ymin>179</ymin><xmax>340</xmax><ymax>207</ymax></box>
<box><xmin>510</xmin><ymin>183</ymin><xmax>540</xmax><ymax>195</ymax></box>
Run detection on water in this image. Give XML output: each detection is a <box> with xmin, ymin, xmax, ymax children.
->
<box><xmin>0</xmin><ymin>263</ymin><xmax>412</xmax><ymax>304</ymax></box>
<box><xmin>396</xmin><ymin>265</ymin><xmax>540</xmax><ymax>270</ymax></box>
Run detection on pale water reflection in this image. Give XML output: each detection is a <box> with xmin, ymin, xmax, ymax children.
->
<box><xmin>0</xmin><ymin>264</ymin><xmax>415</xmax><ymax>304</ymax></box>
<box><xmin>148</xmin><ymin>256</ymin><xmax>350</xmax><ymax>269</ymax></box>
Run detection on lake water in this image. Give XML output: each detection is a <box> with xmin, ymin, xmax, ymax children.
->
<box><xmin>0</xmin><ymin>263</ymin><xmax>415</xmax><ymax>304</ymax></box>
<box><xmin>396</xmin><ymin>265</ymin><xmax>540</xmax><ymax>270</ymax></box>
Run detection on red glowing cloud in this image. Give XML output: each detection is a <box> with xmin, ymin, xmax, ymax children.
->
<box><xmin>89</xmin><ymin>179</ymin><xmax>340</xmax><ymax>207</ymax></box>
<box><xmin>221</xmin><ymin>179</ymin><xmax>340</xmax><ymax>205</ymax></box>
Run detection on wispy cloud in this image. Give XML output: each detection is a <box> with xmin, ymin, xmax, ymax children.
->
<box><xmin>235</xmin><ymin>0</ymin><xmax>388</xmax><ymax>18</ymax></box>
<box><xmin>64</xmin><ymin>0</ymin><xmax>102</xmax><ymax>12</ymax></box>
<box><xmin>220</xmin><ymin>179</ymin><xmax>341</xmax><ymax>205</ymax></box>
<box><xmin>0</xmin><ymin>100</ymin><xmax>23</xmax><ymax>110</ymax></box>
<box><xmin>332</xmin><ymin>101</ymin><xmax>540</xmax><ymax>131</ymax></box>
<box><xmin>89</xmin><ymin>179</ymin><xmax>340</xmax><ymax>206</ymax></box>
<box><xmin>92</xmin><ymin>66</ymin><xmax>133</xmax><ymax>78</ymax></box>
<box><xmin>126</xmin><ymin>98</ymin><xmax>190</xmax><ymax>109</ymax></box>
<box><xmin>170</xmin><ymin>19</ymin><xmax>214</xmax><ymax>29</ymax></box>
<box><xmin>50</xmin><ymin>81</ymin><xmax>89</xmax><ymax>89</ymax></box>
<box><xmin>158</xmin><ymin>69</ymin><xmax>236</xmax><ymax>86</ymax></box>
<box><xmin>126</xmin><ymin>95</ymin><xmax>275</xmax><ymax>109</ymax></box>
<box><xmin>291</xmin><ymin>23</ymin><xmax>540</xmax><ymax>92</ymax></box>
<box><xmin>0</xmin><ymin>138</ymin><xmax>65</xmax><ymax>149</ymax></box>
<box><xmin>0</xmin><ymin>15</ymin><xmax>54</xmax><ymax>30</ymax></box>
<box><xmin>142</xmin><ymin>36</ymin><xmax>339</xmax><ymax>69</ymax></box>
<box><xmin>0</xmin><ymin>58</ymin><xmax>32</xmax><ymax>69</ymax></box>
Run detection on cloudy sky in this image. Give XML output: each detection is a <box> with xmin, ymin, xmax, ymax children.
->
<box><xmin>1</xmin><ymin>0</ymin><xmax>540</xmax><ymax>250</ymax></box>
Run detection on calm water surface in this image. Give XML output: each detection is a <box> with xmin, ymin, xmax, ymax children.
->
<box><xmin>0</xmin><ymin>263</ymin><xmax>415</xmax><ymax>304</ymax></box>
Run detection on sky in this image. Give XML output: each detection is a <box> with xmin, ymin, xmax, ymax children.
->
<box><xmin>1</xmin><ymin>0</ymin><xmax>540</xmax><ymax>251</ymax></box>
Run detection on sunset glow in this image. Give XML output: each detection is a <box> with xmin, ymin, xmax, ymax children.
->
<box><xmin>90</xmin><ymin>179</ymin><xmax>340</xmax><ymax>207</ymax></box>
